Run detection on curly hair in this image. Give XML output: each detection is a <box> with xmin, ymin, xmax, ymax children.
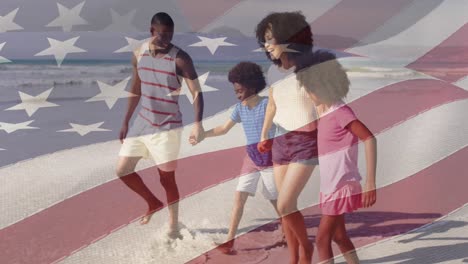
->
<box><xmin>296</xmin><ymin>50</ymin><xmax>350</xmax><ymax>104</ymax></box>
<box><xmin>255</xmin><ymin>12</ymin><xmax>313</xmax><ymax>66</ymax></box>
<box><xmin>228</xmin><ymin>62</ymin><xmax>267</xmax><ymax>94</ymax></box>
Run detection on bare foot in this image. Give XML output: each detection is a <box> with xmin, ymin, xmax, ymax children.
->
<box><xmin>140</xmin><ymin>200</ymin><xmax>163</xmax><ymax>225</ymax></box>
<box><xmin>140</xmin><ymin>213</ymin><xmax>154</xmax><ymax>225</ymax></box>
<box><xmin>167</xmin><ymin>228</ymin><xmax>183</xmax><ymax>240</ymax></box>
<box><xmin>214</xmin><ymin>240</ymin><xmax>236</xmax><ymax>255</ymax></box>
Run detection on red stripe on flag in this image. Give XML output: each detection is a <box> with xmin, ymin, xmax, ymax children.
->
<box><xmin>0</xmin><ymin>79</ymin><xmax>466</xmax><ymax>263</ymax></box>
<box><xmin>189</xmin><ymin>145</ymin><xmax>468</xmax><ymax>263</ymax></box>
<box><xmin>407</xmin><ymin>23</ymin><xmax>468</xmax><ymax>83</ymax></box>
<box><xmin>349</xmin><ymin>79</ymin><xmax>467</xmax><ymax>135</ymax></box>
<box><xmin>310</xmin><ymin>0</ymin><xmax>414</xmax><ymax>50</ymax></box>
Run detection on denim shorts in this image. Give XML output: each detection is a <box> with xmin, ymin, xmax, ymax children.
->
<box><xmin>272</xmin><ymin>125</ymin><xmax>319</xmax><ymax>166</ymax></box>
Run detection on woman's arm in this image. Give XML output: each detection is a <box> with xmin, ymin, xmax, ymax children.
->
<box><xmin>258</xmin><ymin>88</ymin><xmax>276</xmax><ymax>153</ymax></box>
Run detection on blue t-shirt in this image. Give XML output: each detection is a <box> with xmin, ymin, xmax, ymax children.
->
<box><xmin>230</xmin><ymin>97</ymin><xmax>274</xmax><ymax>166</ymax></box>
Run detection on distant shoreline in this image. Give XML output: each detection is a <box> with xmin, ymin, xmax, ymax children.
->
<box><xmin>2</xmin><ymin>59</ymin><xmax>271</xmax><ymax>65</ymax></box>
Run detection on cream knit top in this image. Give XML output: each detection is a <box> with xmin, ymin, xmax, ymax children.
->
<box><xmin>268</xmin><ymin>65</ymin><xmax>318</xmax><ymax>131</ymax></box>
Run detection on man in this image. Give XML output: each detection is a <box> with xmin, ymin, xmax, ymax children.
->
<box><xmin>116</xmin><ymin>12</ymin><xmax>204</xmax><ymax>239</ymax></box>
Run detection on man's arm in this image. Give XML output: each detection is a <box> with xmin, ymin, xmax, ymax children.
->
<box><xmin>120</xmin><ymin>51</ymin><xmax>142</xmax><ymax>143</ymax></box>
<box><xmin>176</xmin><ymin>50</ymin><xmax>204</xmax><ymax>144</ymax></box>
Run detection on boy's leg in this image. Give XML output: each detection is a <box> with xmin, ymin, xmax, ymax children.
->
<box><xmin>215</xmin><ymin>162</ymin><xmax>260</xmax><ymax>254</ymax></box>
<box><xmin>216</xmin><ymin>191</ymin><xmax>250</xmax><ymax>254</ymax></box>
<box><xmin>227</xmin><ymin>191</ymin><xmax>250</xmax><ymax>241</ymax></box>
<box><xmin>116</xmin><ymin>156</ymin><xmax>163</xmax><ymax>225</ymax></box>
<box><xmin>260</xmin><ymin>167</ymin><xmax>280</xmax><ymax>215</ymax></box>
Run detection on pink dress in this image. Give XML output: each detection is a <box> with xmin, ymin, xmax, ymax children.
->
<box><xmin>317</xmin><ymin>101</ymin><xmax>362</xmax><ymax>215</ymax></box>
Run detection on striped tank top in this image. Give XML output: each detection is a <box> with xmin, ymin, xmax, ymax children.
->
<box><xmin>129</xmin><ymin>42</ymin><xmax>183</xmax><ymax>136</ymax></box>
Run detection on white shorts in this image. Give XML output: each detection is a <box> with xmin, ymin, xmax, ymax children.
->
<box><xmin>119</xmin><ymin>128</ymin><xmax>182</xmax><ymax>171</ymax></box>
<box><xmin>236</xmin><ymin>156</ymin><xmax>278</xmax><ymax>200</ymax></box>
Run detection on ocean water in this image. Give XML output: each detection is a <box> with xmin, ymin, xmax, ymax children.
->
<box><xmin>0</xmin><ymin>59</ymin><xmax>272</xmax><ymax>98</ymax></box>
<box><xmin>0</xmin><ymin>58</ymin><xmax>423</xmax><ymax>92</ymax></box>
<box><xmin>0</xmin><ymin>57</ymin><xmax>425</xmax><ymax>168</ymax></box>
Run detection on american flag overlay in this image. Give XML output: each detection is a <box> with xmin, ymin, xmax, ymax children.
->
<box><xmin>1</xmin><ymin>0</ymin><xmax>467</xmax><ymax>263</ymax></box>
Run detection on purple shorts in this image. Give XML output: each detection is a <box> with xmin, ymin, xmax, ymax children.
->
<box><xmin>272</xmin><ymin>126</ymin><xmax>319</xmax><ymax>166</ymax></box>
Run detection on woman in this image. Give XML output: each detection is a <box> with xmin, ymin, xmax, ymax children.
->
<box><xmin>256</xmin><ymin>12</ymin><xmax>318</xmax><ymax>264</ymax></box>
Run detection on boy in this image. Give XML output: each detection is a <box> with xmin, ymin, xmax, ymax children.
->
<box><xmin>196</xmin><ymin>62</ymin><xmax>280</xmax><ymax>254</ymax></box>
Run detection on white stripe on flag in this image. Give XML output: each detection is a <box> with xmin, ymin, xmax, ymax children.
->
<box><xmin>347</xmin><ymin>0</ymin><xmax>468</xmax><ymax>63</ymax></box>
<box><xmin>455</xmin><ymin>75</ymin><xmax>468</xmax><ymax>91</ymax></box>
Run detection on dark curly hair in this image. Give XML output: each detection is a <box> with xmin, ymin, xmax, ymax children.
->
<box><xmin>228</xmin><ymin>62</ymin><xmax>267</xmax><ymax>94</ymax></box>
<box><xmin>255</xmin><ymin>12</ymin><xmax>313</xmax><ymax>66</ymax></box>
<box><xmin>296</xmin><ymin>50</ymin><xmax>350</xmax><ymax>104</ymax></box>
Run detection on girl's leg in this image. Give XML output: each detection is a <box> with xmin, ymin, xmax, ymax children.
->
<box><xmin>277</xmin><ymin>163</ymin><xmax>315</xmax><ymax>264</ymax></box>
<box><xmin>275</xmin><ymin>164</ymin><xmax>300</xmax><ymax>264</ymax></box>
<box><xmin>333</xmin><ymin>216</ymin><xmax>359</xmax><ymax>264</ymax></box>
<box><xmin>316</xmin><ymin>215</ymin><xmax>341</xmax><ymax>263</ymax></box>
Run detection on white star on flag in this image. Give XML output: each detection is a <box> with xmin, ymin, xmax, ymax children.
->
<box><xmin>58</xmin><ymin>122</ymin><xmax>111</xmax><ymax>136</ymax></box>
<box><xmin>46</xmin><ymin>2</ymin><xmax>88</xmax><ymax>32</ymax></box>
<box><xmin>114</xmin><ymin>37</ymin><xmax>148</xmax><ymax>53</ymax></box>
<box><xmin>86</xmin><ymin>77</ymin><xmax>135</xmax><ymax>109</ymax></box>
<box><xmin>252</xmin><ymin>44</ymin><xmax>299</xmax><ymax>53</ymax></box>
<box><xmin>34</xmin><ymin>37</ymin><xmax>86</xmax><ymax>67</ymax></box>
<box><xmin>168</xmin><ymin>72</ymin><xmax>218</xmax><ymax>104</ymax></box>
<box><xmin>189</xmin><ymin>36</ymin><xmax>236</xmax><ymax>55</ymax></box>
<box><xmin>6</xmin><ymin>88</ymin><xmax>59</xmax><ymax>117</ymax></box>
<box><xmin>0</xmin><ymin>42</ymin><xmax>11</xmax><ymax>63</ymax></box>
<box><xmin>0</xmin><ymin>8</ymin><xmax>23</xmax><ymax>33</ymax></box>
<box><xmin>0</xmin><ymin>120</ymin><xmax>39</xmax><ymax>134</ymax></box>
<box><xmin>103</xmin><ymin>9</ymin><xmax>138</xmax><ymax>32</ymax></box>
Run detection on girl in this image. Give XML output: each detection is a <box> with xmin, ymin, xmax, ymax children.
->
<box><xmin>297</xmin><ymin>51</ymin><xmax>377</xmax><ymax>264</ymax></box>
<box><xmin>256</xmin><ymin>12</ymin><xmax>317</xmax><ymax>264</ymax></box>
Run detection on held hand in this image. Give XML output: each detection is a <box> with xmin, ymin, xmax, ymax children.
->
<box><xmin>361</xmin><ymin>182</ymin><xmax>377</xmax><ymax>208</ymax></box>
<box><xmin>257</xmin><ymin>138</ymin><xmax>273</xmax><ymax>153</ymax></box>
<box><xmin>119</xmin><ymin>124</ymin><xmax>128</xmax><ymax>144</ymax></box>
<box><xmin>189</xmin><ymin>124</ymin><xmax>205</xmax><ymax>146</ymax></box>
